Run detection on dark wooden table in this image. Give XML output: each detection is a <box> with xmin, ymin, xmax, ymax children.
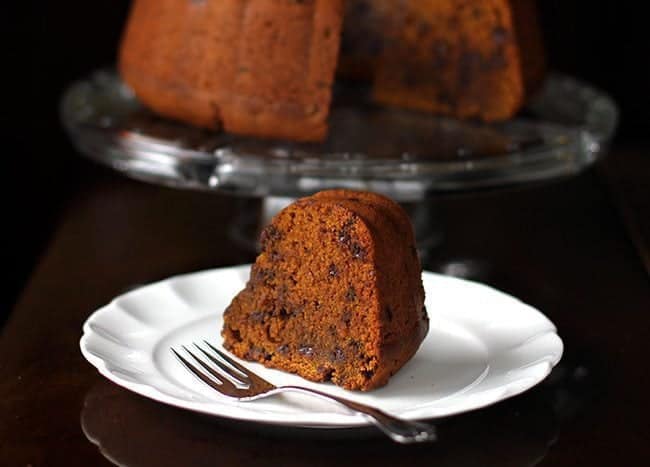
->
<box><xmin>1</xmin><ymin>146</ymin><xmax>649</xmax><ymax>466</ymax></box>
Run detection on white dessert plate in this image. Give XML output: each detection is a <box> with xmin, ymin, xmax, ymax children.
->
<box><xmin>80</xmin><ymin>264</ymin><xmax>563</xmax><ymax>428</ymax></box>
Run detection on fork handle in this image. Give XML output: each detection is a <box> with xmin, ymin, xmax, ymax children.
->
<box><xmin>280</xmin><ymin>385</ymin><xmax>436</xmax><ymax>444</ymax></box>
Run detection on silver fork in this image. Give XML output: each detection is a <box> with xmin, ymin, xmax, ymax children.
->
<box><xmin>171</xmin><ymin>341</ymin><xmax>436</xmax><ymax>444</ymax></box>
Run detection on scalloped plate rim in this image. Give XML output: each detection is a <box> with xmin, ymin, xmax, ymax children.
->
<box><xmin>80</xmin><ymin>264</ymin><xmax>563</xmax><ymax>428</ymax></box>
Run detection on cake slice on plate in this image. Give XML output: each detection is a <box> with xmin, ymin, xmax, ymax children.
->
<box><xmin>222</xmin><ymin>190</ymin><xmax>428</xmax><ymax>391</ymax></box>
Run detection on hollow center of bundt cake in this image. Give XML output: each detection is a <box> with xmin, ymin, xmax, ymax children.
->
<box><xmin>223</xmin><ymin>201</ymin><xmax>381</xmax><ymax>389</ymax></box>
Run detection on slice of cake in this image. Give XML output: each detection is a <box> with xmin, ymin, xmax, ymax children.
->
<box><xmin>222</xmin><ymin>190</ymin><xmax>428</xmax><ymax>391</ymax></box>
<box><xmin>119</xmin><ymin>0</ymin><xmax>345</xmax><ymax>141</ymax></box>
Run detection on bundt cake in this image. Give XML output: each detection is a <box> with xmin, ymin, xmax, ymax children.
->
<box><xmin>343</xmin><ymin>0</ymin><xmax>545</xmax><ymax>121</ymax></box>
<box><xmin>119</xmin><ymin>0</ymin><xmax>544</xmax><ymax>140</ymax></box>
<box><xmin>119</xmin><ymin>0</ymin><xmax>345</xmax><ymax>141</ymax></box>
<box><xmin>221</xmin><ymin>190</ymin><xmax>428</xmax><ymax>391</ymax></box>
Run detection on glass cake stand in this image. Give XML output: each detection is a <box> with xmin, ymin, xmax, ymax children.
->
<box><xmin>61</xmin><ymin>69</ymin><xmax>618</xmax><ymax>253</ymax></box>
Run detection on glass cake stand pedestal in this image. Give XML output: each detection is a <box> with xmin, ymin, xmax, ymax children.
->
<box><xmin>61</xmin><ymin>70</ymin><xmax>618</xmax><ymax>257</ymax></box>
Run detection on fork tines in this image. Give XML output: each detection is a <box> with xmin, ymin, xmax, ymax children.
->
<box><xmin>171</xmin><ymin>341</ymin><xmax>250</xmax><ymax>394</ymax></box>
<box><xmin>171</xmin><ymin>341</ymin><xmax>437</xmax><ymax>443</ymax></box>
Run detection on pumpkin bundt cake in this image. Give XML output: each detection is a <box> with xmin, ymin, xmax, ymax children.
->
<box><xmin>222</xmin><ymin>190</ymin><xmax>428</xmax><ymax>391</ymax></box>
<box><xmin>119</xmin><ymin>0</ymin><xmax>544</xmax><ymax>140</ymax></box>
<box><xmin>119</xmin><ymin>0</ymin><xmax>345</xmax><ymax>141</ymax></box>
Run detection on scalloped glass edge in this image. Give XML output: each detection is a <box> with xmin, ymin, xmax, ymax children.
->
<box><xmin>61</xmin><ymin>69</ymin><xmax>618</xmax><ymax>201</ymax></box>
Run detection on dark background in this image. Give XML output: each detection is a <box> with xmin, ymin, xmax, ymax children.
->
<box><xmin>3</xmin><ymin>1</ymin><xmax>648</xmax><ymax>322</ymax></box>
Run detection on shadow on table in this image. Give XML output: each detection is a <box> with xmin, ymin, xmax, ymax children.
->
<box><xmin>81</xmin><ymin>376</ymin><xmax>563</xmax><ymax>467</ymax></box>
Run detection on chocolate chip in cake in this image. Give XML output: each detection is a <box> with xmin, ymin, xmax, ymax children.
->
<box><xmin>328</xmin><ymin>263</ymin><xmax>339</xmax><ymax>278</ymax></box>
<box><xmin>338</xmin><ymin>216</ymin><xmax>356</xmax><ymax>245</ymax></box>
<box><xmin>317</xmin><ymin>366</ymin><xmax>334</xmax><ymax>380</ymax></box>
<box><xmin>253</xmin><ymin>267</ymin><xmax>275</xmax><ymax>285</ymax></box>
<box><xmin>298</xmin><ymin>345</ymin><xmax>314</xmax><ymax>357</ymax></box>
<box><xmin>345</xmin><ymin>286</ymin><xmax>357</xmax><ymax>302</ymax></box>
<box><xmin>229</xmin><ymin>328</ymin><xmax>242</xmax><ymax>343</ymax></box>
<box><xmin>244</xmin><ymin>346</ymin><xmax>268</xmax><ymax>361</ymax></box>
<box><xmin>330</xmin><ymin>347</ymin><xmax>346</xmax><ymax>363</ymax></box>
<box><xmin>492</xmin><ymin>26</ymin><xmax>509</xmax><ymax>45</ymax></box>
<box><xmin>348</xmin><ymin>339</ymin><xmax>361</xmax><ymax>350</ymax></box>
<box><xmin>276</xmin><ymin>307</ymin><xmax>290</xmax><ymax>318</ymax></box>
<box><xmin>260</xmin><ymin>225</ymin><xmax>282</xmax><ymax>248</ymax></box>
<box><xmin>341</xmin><ymin>309</ymin><xmax>352</xmax><ymax>327</ymax></box>
<box><xmin>249</xmin><ymin>310</ymin><xmax>267</xmax><ymax>323</ymax></box>
<box><xmin>351</xmin><ymin>242</ymin><xmax>366</xmax><ymax>260</ymax></box>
